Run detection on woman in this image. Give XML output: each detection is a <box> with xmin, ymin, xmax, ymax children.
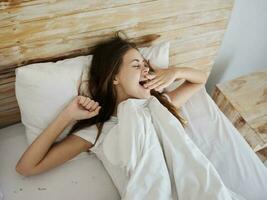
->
<box><xmin>15</xmin><ymin>31</ymin><xmax>208</xmax><ymax>177</ymax></box>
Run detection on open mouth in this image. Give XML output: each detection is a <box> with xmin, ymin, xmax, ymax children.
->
<box><xmin>139</xmin><ymin>80</ymin><xmax>149</xmax><ymax>86</ymax></box>
<box><xmin>139</xmin><ymin>79</ymin><xmax>150</xmax><ymax>89</ymax></box>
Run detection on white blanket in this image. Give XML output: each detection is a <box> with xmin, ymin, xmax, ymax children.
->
<box><xmin>102</xmin><ymin>95</ymin><xmax>246</xmax><ymax>200</ymax></box>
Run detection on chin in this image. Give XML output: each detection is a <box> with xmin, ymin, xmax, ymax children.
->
<box><xmin>140</xmin><ymin>91</ymin><xmax>151</xmax><ymax>99</ymax></box>
<box><xmin>131</xmin><ymin>93</ymin><xmax>150</xmax><ymax>99</ymax></box>
<box><xmin>130</xmin><ymin>86</ymin><xmax>152</xmax><ymax>99</ymax></box>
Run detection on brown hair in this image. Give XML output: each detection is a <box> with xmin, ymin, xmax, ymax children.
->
<box><xmin>68</xmin><ymin>31</ymin><xmax>187</xmax><ymax>147</ymax></box>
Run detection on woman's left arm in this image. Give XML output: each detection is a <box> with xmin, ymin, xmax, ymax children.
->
<box><xmin>174</xmin><ymin>67</ymin><xmax>209</xmax><ymax>84</ymax></box>
<box><xmin>166</xmin><ymin>67</ymin><xmax>209</xmax><ymax>108</ymax></box>
<box><xmin>144</xmin><ymin>67</ymin><xmax>210</xmax><ymax>108</ymax></box>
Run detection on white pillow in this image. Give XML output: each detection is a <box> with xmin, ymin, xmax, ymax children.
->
<box><xmin>15</xmin><ymin>41</ymin><xmax>170</xmax><ymax>144</ymax></box>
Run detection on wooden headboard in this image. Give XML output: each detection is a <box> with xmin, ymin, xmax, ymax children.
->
<box><xmin>0</xmin><ymin>0</ymin><xmax>234</xmax><ymax>128</ymax></box>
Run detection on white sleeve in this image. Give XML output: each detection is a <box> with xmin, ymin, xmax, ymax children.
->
<box><xmin>73</xmin><ymin>125</ymin><xmax>98</xmax><ymax>145</ymax></box>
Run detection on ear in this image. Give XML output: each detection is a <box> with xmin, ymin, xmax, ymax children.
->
<box><xmin>113</xmin><ymin>75</ymin><xmax>119</xmax><ymax>85</ymax></box>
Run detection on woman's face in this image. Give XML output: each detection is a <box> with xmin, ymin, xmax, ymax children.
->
<box><xmin>113</xmin><ymin>48</ymin><xmax>151</xmax><ymax>101</ymax></box>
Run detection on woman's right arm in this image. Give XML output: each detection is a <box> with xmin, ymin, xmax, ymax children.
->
<box><xmin>15</xmin><ymin>96</ymin><xmax>101</xmax><ymax>176</ymax></box>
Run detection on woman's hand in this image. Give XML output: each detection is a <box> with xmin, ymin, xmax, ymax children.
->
<box><xmin>144</xmin><ymin>61</ymin><xmax>179</xmax><ymax>92</ymax></box>
<box><xmin>144</xmin><ymin>60</ymin><xmax>208</xmax><ymax>92</ymax></box>
<box><xmin>63</xmin><ymin>96</ymin><xmax>101</xmax><ymax>122</ymax></box>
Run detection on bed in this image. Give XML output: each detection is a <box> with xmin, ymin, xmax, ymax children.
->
<box><xmin>1</xmin><ymin>87</ymin><xmax>267</xmax><ymax>200</ymax></box>
<box><xmin>1</xmin><ymin>0</ymin><xmax>267</xmax><ymax>200</ymax></box>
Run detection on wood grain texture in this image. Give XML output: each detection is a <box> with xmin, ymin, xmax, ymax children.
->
<box><xmin>212</xmin><ymin>70</ymin><xmax>267</xmax><ymax>162</ymax></box>
<box><xmin>0</xmin><ymin>0</ymin><xmax>234</xmax><ymax>128</ymax></box>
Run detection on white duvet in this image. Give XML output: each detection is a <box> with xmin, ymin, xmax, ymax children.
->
<box><xmin>102</xmin><ymin>92</ymin><xmax>246</xmax><ymax>200</ymax></box>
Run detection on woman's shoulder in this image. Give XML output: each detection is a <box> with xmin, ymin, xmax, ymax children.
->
<box><xmin>102</xmin><ymin>117</ymin><xmax>118</xmax><ymax>132</ymax></box>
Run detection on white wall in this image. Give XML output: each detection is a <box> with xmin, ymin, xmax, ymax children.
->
<box><xmin>206</xmin><ymin>0</ymin><xmax>267</xmax><ymax>95</ymax></box>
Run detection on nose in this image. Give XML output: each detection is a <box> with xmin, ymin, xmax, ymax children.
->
<box><xmin>142</xmin><ymin>63</ymin><xmax>149</xmax><ymax>75</ymax></box>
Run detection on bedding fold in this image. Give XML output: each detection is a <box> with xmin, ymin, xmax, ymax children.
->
<box><xmin>102</xmin><ymin>96</ymin><xmax>246</xmax><ymax>200</ymax></box>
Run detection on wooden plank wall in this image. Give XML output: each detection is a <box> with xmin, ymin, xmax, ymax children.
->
<box><xmin>0</xmin><ymin>0</ymin><xmax>234</xmax><ymax>128</ymax></box>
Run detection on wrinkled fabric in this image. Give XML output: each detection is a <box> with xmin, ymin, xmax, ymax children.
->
<box><xmin>180</xmin><ymin>87</ymin><xmax>267</xmax><ymax>200</ymax></box>
<box><xmin>102</xmin><ymin>96</ymin><xmax>246</xmax><ymax>200</ymax></box>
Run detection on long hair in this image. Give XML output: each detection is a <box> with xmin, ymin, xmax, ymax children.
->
<box><xmin>67</xmin><ymin>31</ymin><xmax>187</xmax><ymax>147</ymax></box>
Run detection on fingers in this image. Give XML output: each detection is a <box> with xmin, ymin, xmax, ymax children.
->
<box><xmin>154</xmin><ymin>82</ymin><xmax>168</xmax><ymax>91</ymax></box>
<box><xmin>144</xmin><ymin>76</ymin><xmax>173</xmax><ymax>91</ymax></box>
<box><xmin>145</xmin><ymin>74</ymin><xmax>156</xmax><ymax>80</ymax></box>
<box><xmin>150</xmin><ymin>80</ymin><xmax>164</xmax><ymax>90</ymax></box>
<box><xmin>78</xmin><ymin>96</ymin><xmax>101</xmax><ymax>112</ymax></box>
<box><xmin>154</xmin><ymin>79</ymin><xmax>174</xmax><ymax>91</ymax></box>
<box><xmin>144</xmin><ymin>77</ymin><xmax>163</xmax><ymax>89</ymax></box>
<box><xmin>81</xmin><ymin>97</ymin><xmax>90</xmax><ymax>107</ymax></box>
<box><xmin>87</xmin><ymin>101</ymin><xmax>99</xmax><ymax>112</ymax></box>
<box><xmin>88</xmin><ymin>106</ymin><xmax>101</xmax><ymax>117</ymax></box>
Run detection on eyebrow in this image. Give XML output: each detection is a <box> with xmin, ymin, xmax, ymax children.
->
<box><xmin>130</xmin><ymin>58</ymin><xmax>145</xmax><ymax>63</ymax></box>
